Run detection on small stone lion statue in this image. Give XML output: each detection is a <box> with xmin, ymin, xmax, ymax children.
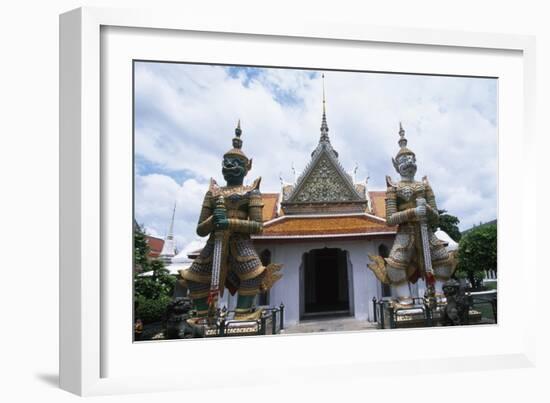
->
<box><xmin>164</xmin><ymin>297</ymin><xmax>205</xmax><ymax>339</ymax></box>
<box><xmin>442</xmin><ymin>279</ymin><xmax>472</xmax><ymax>326</ymax></box>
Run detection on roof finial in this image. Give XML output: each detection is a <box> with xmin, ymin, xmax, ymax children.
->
<box><xmin>320</xmin><ymin>73</ymin><xmax>330</xmax><ymax>143</ymax></box>
<box><xmin>322</xmin><ymin>73</ymin><xmax>326</xmax><ymax>114</ymax></box>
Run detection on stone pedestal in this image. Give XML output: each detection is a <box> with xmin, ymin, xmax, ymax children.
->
<box><xmin>378</xmin><ymin>303</ymin><xmax>481</xmax><ymax>329</ymax></box>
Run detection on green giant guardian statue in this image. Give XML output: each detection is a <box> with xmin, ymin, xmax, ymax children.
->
<box><xmin>179</xmin><ymin>122</ymin><xmax>282</xmax><ymax>320</ymax></box>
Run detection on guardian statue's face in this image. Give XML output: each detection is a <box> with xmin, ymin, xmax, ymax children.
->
<box><xmin>222</xmin><ymin>156</ymin><xmax>248</xmax><ymax>184</ymax></box>
<box><xmin>396</xmin><ymin>154</ymin><xmax>417</xmax><ymax>178</ymax></box>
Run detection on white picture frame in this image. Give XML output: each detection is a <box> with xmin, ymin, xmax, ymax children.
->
<box><xmin>60</xmin><ymin>7</ymin><xmax>537</xmax><ymax>396</ymax></box>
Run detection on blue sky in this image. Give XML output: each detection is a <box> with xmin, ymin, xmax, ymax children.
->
<box><xmin>134</xmin><ymin>62</ymin><xmax>497</xmax><ymax>255</ymax></box>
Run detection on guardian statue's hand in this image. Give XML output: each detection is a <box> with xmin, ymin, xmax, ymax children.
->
<box><xmin>213</xmin><ymin>206</ymin><xmax>228</xmax><ymax>230</ymax></box>
<box><xmin>415</xmin><ymin>198</ymin><xmax>427</xmax><ymax>218</ymax></box>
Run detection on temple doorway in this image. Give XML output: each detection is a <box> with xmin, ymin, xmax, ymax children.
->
<box><xmin>301</xmin><ymin>248</ymin><xmax>351</xmax><ymax>319</ymax></box>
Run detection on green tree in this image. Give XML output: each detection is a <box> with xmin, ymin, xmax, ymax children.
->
<box><xmin>134</xmin><ymin>221</ymin><xmax>151</xmax><ymax>273</ymax></box>
<box><xmin>436</xmin><ymin>209</ymin><xmax>461</xmax><ymax>242</ymax></box>
<box><xmin>456</xmin><ymin>223</ymin><xmax>497</xmax><ymax>289</ymax></box>
<box><xmin>133</xmin><ymin>223</ymin><xmax>176</xmax><ymax>323</ymax></box>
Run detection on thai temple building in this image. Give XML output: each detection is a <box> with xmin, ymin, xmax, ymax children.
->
<box><xmin>171</xmin><ymin>81</ymin><xmax>456</xmax><ymax>326</ymax></box>
<box><xmin>247</xmin><ymin>93</ymin><xmax>399</xmax><ymax>325</ymax></box>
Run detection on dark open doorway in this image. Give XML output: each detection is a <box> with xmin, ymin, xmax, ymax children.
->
<box><xmin>302</xmin><ymin>248</ymin><xmax>350</xmax><ymax>319</ymax></box>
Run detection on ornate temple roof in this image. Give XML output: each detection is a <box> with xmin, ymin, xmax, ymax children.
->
<box><xmin>255</xmin><ymin>190</ymin><xmax>395</xmax><ymax>240</ymax></box>
<box><xmin>254</xmin><ymin>212</ymin><xmax>395</xmax><ymax>240</ymax></box>
<box><xmin>261</xmin><ymin>190</ymin><xmax>387</xmax><ymax>220</ymax></box>
<box><xmin>368</xmin><ymin>191</ymin><xmax>387</xmax><ymax>218</ymax></box>
<box><xmin>261</xmin><ymin>193</ymin><xmax>279</xmax><ymax>221</ymax></box>
<box><xmin>280</xmin><ymin>78</ymin><xmax>368</xmax><ymax>215</ymax></box>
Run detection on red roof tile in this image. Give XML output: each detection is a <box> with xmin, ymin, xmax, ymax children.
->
<box><xmin>257</xmin><ymin>213</ymin><xmax>395</xmax><ymax>238</ymax></box>
<box><xmin>261</xmin><ymin>193</ymin><xmax>279</xmax><ymax>222</ymax></box>
<box><xmin>146</xmin><ymin>235</ymin><xmax>164</xmax><ymax>258</ymax></box>
<box><xmin>369</xmin><ymin>191</ymin><xmax>387</xmax><ymax>219</ymax></box>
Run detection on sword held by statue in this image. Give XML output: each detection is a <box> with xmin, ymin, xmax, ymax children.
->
<box><xmin>416</xmin><ymin>198</ymin><xmax>436</xmax><ymax>305</ymax></box>
<box><xmin>208</xmin><ymin>196</ymin><xmax>226</xmax><ymax>320</ymax></box>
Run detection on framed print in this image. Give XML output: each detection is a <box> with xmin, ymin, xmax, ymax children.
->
<box><xmin>60</xmin><ymin>7</ymin><xmax>536</xmax><ymax>396</ymax></box>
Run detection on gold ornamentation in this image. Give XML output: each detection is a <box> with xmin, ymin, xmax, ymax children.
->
<box><xmin>237</xmin><ymin>287</ymin><xmax>261</xmax><ymax>296</ymax></box>
<box><xmin>226</xmin><ymin>210</ymin><xmax>248</xmax><ymax>219</ymax></box>
<box><xmin>391</xmin><ymin>297</ymin><xmax>415</xmax><ymax>309</ymax></box>
<box><xmin>238</xmin><ymin>263</ymin><xmax>266</xmax><ymax>281</ymax></box>
<box><xmin>229</xmin><ymin>238</ymin><xmax>254</xmax><ymax>262</ymax></box>
<box><xmin>385</xmin><ymin>256</ymin><xmax>409</xmax><ymax>270</ymax></box>
<box><xmin>196</xmin><ymin>215</ymin><xmax>214</xmax><ymax>237</ymax></box>
<box><xmin>194</xmin><ymin>255</ymin><xmax>213</xmax><ymax>264</ymax></box>
<box><xmin>208</xmin><ymin>177</ymin><xmax>261</xmax><ymax>198</ymax></box>
<box><xmin>234</xmin><ymin>309</ymin><xmax>263</xmax><ymax>321</ymax></box>
<box><xmin>180</xmin><ymin>268</ymin><xmax>212</xmax><ymax>284</ymax></box>
<box><xmin>432</xmin><ymin>250</ymin><xmax>459</xmax><ymax>279</ymax></box>
<box><xmin>188</xmin><ymin>289</ymin><xmax>211</xmax><ymax>299</ymax></box>
<box><xmin>248</xmin><ymin>194</ymin><xmax>264</xmax><ymax>207</ymax></box>
<box><xmin>260</xmin><ymin>263</ymin><xmax>283</xmax><ymax>292</ymax></box>
<box><xmin>227</xmin><ymin>218</ymin><xmax>263</xmax><ymax>234</ymax></box>
<box><xmin>367</xmin><ymin>254</ymin><xmax>390</xmax><ymax>284</ymax></box>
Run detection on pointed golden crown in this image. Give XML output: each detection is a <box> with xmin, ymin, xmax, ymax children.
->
<box><xmin>395</xmin><ymin>122</ymin><xmax>415</xmax><ymax>159</ymax></box>
<box><xmin>223</xmin><ymin>120</ymin><xmax>249</xmax><ymax>162</ymax></box>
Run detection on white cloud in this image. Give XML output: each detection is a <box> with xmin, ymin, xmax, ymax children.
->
<box><xmin>135</xmin><ymin>174</ymin><xmax>208</xmax><ymax>249</ymax></box>
<box><xmin>134</xmin><ymin>63</ymin><xmax>497</xmax><ymax>249</ymax></box>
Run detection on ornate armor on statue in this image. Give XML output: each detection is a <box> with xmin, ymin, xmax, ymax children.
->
<box><xmin>180</xmin><ymin>122</ymin><xmax>282</xmax><ymax>319</ymax></box>
<box><xmin>368</xmin><ymin>124</ymin><xmax>457</xmax><ymax>306</ymax></box>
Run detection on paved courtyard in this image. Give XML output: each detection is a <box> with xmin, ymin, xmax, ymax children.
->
<box><xmin>282</xmin><ymin>316</ymin><xmax>378</xmax><ymax>334</ymax></box>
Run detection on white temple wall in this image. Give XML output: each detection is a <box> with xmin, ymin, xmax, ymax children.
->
<box><xmin>254</xmin><ymin>242</ymin><xmax>302</xmax><ymax>326</ymax></box>
<box><xmin>254</xmin><ymin>238</ymin><xmax>394</xmax><ymax>325</ymax></box>
<box><xmin>347</xmin><ymin>241</ymin><xmax>369</xmax><ymax>321</ymax></box>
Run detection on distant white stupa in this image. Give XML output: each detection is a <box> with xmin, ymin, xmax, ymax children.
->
<box><xmin>434</xmin><ymin>227</ymin><xmax>459</xmax><ymax>251</ymax></box>
<box><xmin>159</xmin><ymin>202</ymin><xmax>177</xmax><ymax>264</ymax></box>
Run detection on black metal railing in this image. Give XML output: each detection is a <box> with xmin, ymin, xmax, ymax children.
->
<box><xmin>470</xmin><ymin>293</ymin><xmax>497</xmax><ymax>323</ymax></box>
<box><xmin>372</xmin><ymin>292</ymin><xmax>496</xmax><ymax>329</ymax></box>
<box><xmin>206</xmin><ymin>303</ymin><xmax>285</xmax><ymax>337</ymax></box>
<box><xmin>373</xmin><ymin>296</ymin><xmax>431</xmax><ymax>329</ymax></box>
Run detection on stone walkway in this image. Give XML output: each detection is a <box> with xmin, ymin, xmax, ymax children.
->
<box><xmin>282</xmin><ymin>317</ymin><xmax>377</xmax><ymax>334</ymax></box>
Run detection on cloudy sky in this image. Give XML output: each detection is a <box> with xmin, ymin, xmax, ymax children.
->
<box><xmin>134</xmin><ymin>61</ymin><xmax>497</xmax><ymax>255</ymax></box>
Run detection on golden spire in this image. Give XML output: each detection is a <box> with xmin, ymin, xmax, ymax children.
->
<box><xmin>320</xmin><ymin>73</ymin><xmax>330</xmax><ymax>143</ymax></box>
<box><xmin>322</xmin><ymin>73</ymin><xmax>326</xmax><ymax>115</ymax></box>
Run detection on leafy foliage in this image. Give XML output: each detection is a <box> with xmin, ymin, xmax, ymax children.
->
<box><xmin>135</xmin><ymin>295</ymin><xmax>172</xmax><ymax>324</ymax></box>
<box><xmin>134</xmin><ymin>223</ymin><xmax>176</xmax><ymax>322</ymax></box>
<box><xmin>134</xmin><ymin>222</ymin><xmax>151</xmax><ymax>273</ymax></box>
<box><xmin>436</xmin><ymin>209</ymin><xmax>461</xmax><ymax>242</ymax></box>
<box><xmin>456</xmin><ymin>223</ymin><xmax>497</xmax><ymax>289</ymax></box>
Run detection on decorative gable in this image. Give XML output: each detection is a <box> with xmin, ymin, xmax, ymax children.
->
<box><xmin>289</xmin><ymin>152</ymin><xmax>360</xmax><ymax>203</ymax></box>
<box><xmin>280</xmin><ymin>86</ymin><xmax>368</xmax><ymax>215</ymax></box>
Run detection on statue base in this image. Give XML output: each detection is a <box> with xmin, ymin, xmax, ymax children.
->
<box><xmin>184</xmin><ymin>304</ymin><xmax>285</xmax><ymax>338</ymax></box>
<box><xmin>376</xmin><ymin>300</ymin><xmax>482</xmax><ymax>329</ymax></box>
